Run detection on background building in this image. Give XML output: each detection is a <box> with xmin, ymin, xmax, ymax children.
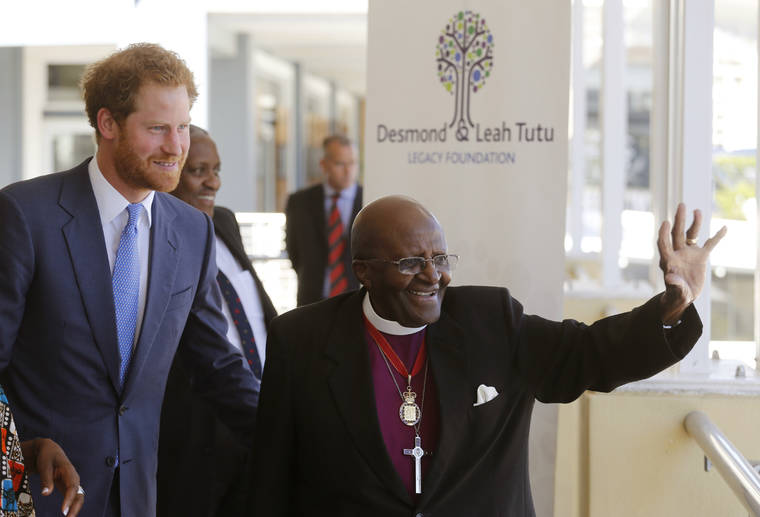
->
<box><xmin>1</xmin><ymin>1</ymin><xmax>759</xmax><ymax>515</ymax></box>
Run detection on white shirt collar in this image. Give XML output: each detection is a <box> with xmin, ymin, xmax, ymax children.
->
<box><xmin>362</xmin><ymin>292</ymin><xmax>426</xmax><ymax>335</ymax></box>
<box><xmin>89</xmin><ymin>155</ymin><xmax>154</xmax><ymax>227</ymax></box>
<box><xmin>324</xmin><ymin>181</ymin><xmax>358</xmax><ymax>200</ymax></box>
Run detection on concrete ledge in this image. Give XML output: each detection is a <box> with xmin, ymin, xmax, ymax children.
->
<box><xmin>617</xmin><ymin>359</ymin><xmax>760</xmax><ymax>396</ymax></box>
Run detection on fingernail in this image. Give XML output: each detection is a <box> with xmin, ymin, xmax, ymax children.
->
<box><xmin>63</xmin><ymin>507</ymin><xmax>69</xmax><ymax>516</ymax></box>
<box><xmin>42</xmin><ymin>487</ymin><xmax>50</xmax><ymax>495</ymax></box>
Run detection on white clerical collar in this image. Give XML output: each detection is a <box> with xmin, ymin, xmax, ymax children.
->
<box><xmin>362</xmin><ymin>292</ymin><xmax>426</xmax><ymax>335</ymax></box>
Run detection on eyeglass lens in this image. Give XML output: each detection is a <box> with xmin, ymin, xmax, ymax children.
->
<box><xmin>398</xmin><ymin>254</ymin><xmax>458</xmax><ymax>274</ymax></box>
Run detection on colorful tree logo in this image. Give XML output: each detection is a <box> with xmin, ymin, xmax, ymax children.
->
<box><xmin>436</xmin><ymin>10</ymin><xmax>494</xmax><ymax>138</ymax></box>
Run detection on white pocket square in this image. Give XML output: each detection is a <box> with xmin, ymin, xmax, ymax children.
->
<box><xmin>473</xmin><ymin>384</ymin><xmax>499</xmax><ymax>406</ymax></box>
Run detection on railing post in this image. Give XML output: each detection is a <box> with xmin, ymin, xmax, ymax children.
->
<box><xmin>684</xmin><ymin>411</ymin><xmax>760</xmax><ymax>516</ymax></box>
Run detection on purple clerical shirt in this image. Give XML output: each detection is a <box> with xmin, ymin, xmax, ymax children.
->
<box><xmin>365</xmin><ymin>326</ymin><xmax>440</xmax><ymax>500</ymax></box>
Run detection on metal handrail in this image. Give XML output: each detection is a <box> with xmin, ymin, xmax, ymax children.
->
<box><xmin>684</xmin><ymin>411</ymin><xmax>760</xmax><ymax>516</ymax></box>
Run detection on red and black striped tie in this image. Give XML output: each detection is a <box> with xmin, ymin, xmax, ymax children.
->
<box><xmin>327</xmin><ymin>193</ymin><xmax>349</xmax><ymax>297</ymax></box>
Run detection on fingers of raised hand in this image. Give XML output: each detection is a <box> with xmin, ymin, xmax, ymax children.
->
<box><xmin>703</xmin><ymin>225</ymin><xmax>728</xmax><ymax>252</ymax></box>
<box><xmin>671</xmin><ymin>203</ymin><xmax>687</xmax><ymax>248</ymax></box>
<box><xmin>658</xmin><ymin>221</ymin><xmax>674</xmax><ymax>269</ymax></box>
<box><xmin>685</xmin><ymin>208</ymin><xmax>702</xmax><ymax>245</ymax></box>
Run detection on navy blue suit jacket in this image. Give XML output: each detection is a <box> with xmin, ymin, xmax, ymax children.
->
<box><xmin>0</xmin><ymin>159</ymin><xmax>258</xmax><ymax>517</ymax></box>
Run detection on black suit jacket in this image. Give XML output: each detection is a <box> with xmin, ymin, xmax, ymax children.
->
<box><xmin>285</xmin><ymin>183</ymin><xmax>362</xmax><ymax>306</ymax></box>
<box><xmin>158</xmin><ymin>206</ymin><xmax>277</xmax><ymax>517</ymax></box>
<box><xmin>252</xmin><ymin>287</ymin><xmax>701</xmax><ymax>516</ymax></box>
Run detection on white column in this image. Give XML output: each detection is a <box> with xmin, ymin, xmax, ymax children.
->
<box><xmin>651</xmin><ymin>0</ymin><xmax>714</xmax><ymax>373</ymax></box>
<box><xmin>569</xmin><ymin>0</ymin><xmax>586</xmax><ymax>255</ymax></box>
<box><xmin>649</xmin><ymin>0</ymin><xmax>673</xmax><ymax>288</ymax></box>
<box><xmin>209</xmin><ymin>34</ymin><xmax>259</xmax><ymax>212</ymax></box>
<box><xmin>755</xmin><ymin>4</ymin><xmax>760</xmax><ymax>366</ymax></box>
<box><xmin>679</xmin><ymin>1</ymin><xmax>714</xmax><ymax>372</ymax></box>
<box><xmin>0</xmin><ymin>48</ymin><xmax>22</xmax><ymax>187</ymax></box>
<box><xmin>601</xmin><ymin>0</ymin><xmax>625</xmax><ymax>287</ymax></box>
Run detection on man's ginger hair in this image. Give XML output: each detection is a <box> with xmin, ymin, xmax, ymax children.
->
<box><xmin>80</xmin><ymin>43</ymin><xmax>198</xmax><ymax>141</ymax></box>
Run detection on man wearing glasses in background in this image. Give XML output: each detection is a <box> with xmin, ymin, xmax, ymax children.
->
<box><xmin>253</xmin><ymin>195</ymin><xmax>724</xmax><ymax>517</ymax></box>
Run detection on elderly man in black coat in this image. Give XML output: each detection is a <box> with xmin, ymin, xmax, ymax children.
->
<box><xmin>253</xmin><ymin>196</ymin><xmax>724</xmax><ymax>517</ymax></box>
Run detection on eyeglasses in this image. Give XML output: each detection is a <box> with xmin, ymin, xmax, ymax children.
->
<box><xmin>361</xmin><ymin>254</ymin><xmax>459</xmax><ymax>275</ymax></box>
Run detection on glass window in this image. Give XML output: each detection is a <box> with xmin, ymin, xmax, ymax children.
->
<box><xmin>336</xmin><ymin>88</ymin><xmax>359</xmax><ymax>143</ymax></box>
<box><xmin>620</xmin><ymin>0</ymin><xmax>654</xmax><ymax>283</ymax></box>
<box><xmin>710</xmin><ymin>0</ymin><xmax>757</xmax><ymax>366</ymax></box>
<box><xmin>304</xmin><ymin>74</ymin><xmax>331</xmax><ymax>186</ymax></box>
<box><xmin>624</xmin><ymin>0</ymin><xmax>652</xmax><ymax>212</ymax></box>
<box><xmin>580</xmin><ymin>0</ymin><xmax>603</xmax><ymax>255</ymax></box>
<box><xmin>235</xmin><ymin>212</ymin><xmax>297</xmax><ymax>313</ymax></box>
<box><xmin>253</xmin><ymin>50</ymin><xmax>295</xmax><ymax>212</ymax></box>
<box><xmin>53</xmin><ymin>133</ymin><xmax>94</xmax><ymax>171</ymax></box>
<box><xmin>566</xmin><ymin>1</ymin><xmax>654</xmax><ymax>270</ymax></box>
<box><xmin>47</xmin><ymin>64</ymin><xmax>86</xmax><ymax>103</ymax></box>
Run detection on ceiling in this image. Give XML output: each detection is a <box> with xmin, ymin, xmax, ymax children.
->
<box><xmin>208</xmin><ymin>13</ymin><xmax>368</xmax><ymax>95</ymax></box>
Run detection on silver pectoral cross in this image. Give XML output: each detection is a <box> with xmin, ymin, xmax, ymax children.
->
<box><xmin>403</xmin><ymin>435</ymin><xmax>429</xmax><ymax>494</ymax></box>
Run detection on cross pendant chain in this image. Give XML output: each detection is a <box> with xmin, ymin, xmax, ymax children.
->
<box><xmin>403</xmin><ymin>435</ymin><xmax>427</xmax><ymax>494</ymax></box>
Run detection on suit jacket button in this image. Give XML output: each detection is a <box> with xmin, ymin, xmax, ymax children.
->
<box><xmin>105</xmin><ymin>456</ymin><xmax>116</xmax><ymax>467</ymax></box>
<box><xmin>119</xmin><ymin>405</ymin><xmax>127</xmax><ymax>416</ymax></box>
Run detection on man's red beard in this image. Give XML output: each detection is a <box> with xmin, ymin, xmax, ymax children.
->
<box><xmin>113</xmin><ymin>131</ymin><xmax>185</xmax><ymax>193</ymax></box>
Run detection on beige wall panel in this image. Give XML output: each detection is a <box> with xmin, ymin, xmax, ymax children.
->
<box><xmin>555</xmin><ymin>391</ymin><xmax>760</xmax><ymax>517</ymax></box>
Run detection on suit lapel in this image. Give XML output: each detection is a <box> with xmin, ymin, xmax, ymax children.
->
<box><xmin>418</xmin><ymin>310</ymin><xmax>471</xmax><ymax>507</ymax></box>
<box><xmin>122</xmin><ymin>194</ymin><xmax>179</xmax><ymax>398</ymax></box>
<box><xmin>213</xmin><ymin>211</ymin><xmax>278</xmax><ymax>326</ymax></box>
<box><xmin>213</xmin><ymin>210</ymin><xmax>247</xmax><ymax>267</ymax></box>
<box><xmin>59</xmin><ymin>163</ymin><xmax>121</xmax><ymax>395</ymax></box>
<box><xmin>324</xmin><ymin>291</ymin><xmax>411</xmax><ymax>505</ymax></box>
<box><xmin>311</xmin><ymin>184</ymin><xmax>328</xmax><ymax>252</ymax></box>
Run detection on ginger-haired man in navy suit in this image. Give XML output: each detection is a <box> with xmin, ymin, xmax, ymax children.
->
<box><xmin>0</xmin><ymin>44</ymin><xmax>258</xmax><ymax>517</ymax></box>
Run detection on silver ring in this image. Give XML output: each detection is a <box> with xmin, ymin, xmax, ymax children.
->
<box><xmin>686</xmin><ymin>237</ymin><xmax>698</xmax><ymax>246</ymax></box>
<box><xmin>76</xmin><ymin>486</ymin><xmax>85</xmax><ymax>496</ymax></box>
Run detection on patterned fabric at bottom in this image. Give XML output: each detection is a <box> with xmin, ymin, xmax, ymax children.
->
<box><xmin>0</xmin><ymin>387</ymin><xmax>34</xmax><ymax>516</ymax></box>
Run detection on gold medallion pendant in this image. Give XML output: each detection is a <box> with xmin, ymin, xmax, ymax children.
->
<box><xmin>399</xmin><ymin>387</ymin><xmax>421</xmax><ymax>426</ymax></box>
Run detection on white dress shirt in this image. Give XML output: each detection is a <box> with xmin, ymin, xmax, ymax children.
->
<box><xmin>88</xmin><ymin>157</ymin><xmax>154</xmax><ymax>348</ymax></box>
<box><xmin>215</xmin><ymin>236</ymin><xmax>268</xmax><ymax>373</ymax></box>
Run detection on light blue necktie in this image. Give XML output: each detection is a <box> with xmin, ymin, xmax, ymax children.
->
<box><xmin>112</xmin><ymin>203</ymin><xmax>142</xmax><ymax>388</ymax></box>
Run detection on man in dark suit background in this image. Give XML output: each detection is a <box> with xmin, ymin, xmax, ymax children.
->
<box><xmin>253</xmin><ymin>196</ymin><xmax>725</xmax><ymax>516</ymax></box>
<box><xmin>158</xmin><ymin>126</ymin><xmax>277</xmax><ymax>517</ymax></box>
<box><xmin>0</xmin><ymin>44</ymin><xmax>259</xmax><ymax>517</ymax></box>
<box><xmin>285</xmin><ymin>135</ymin><xmax>363</xmax><ymax>306</ymax></box>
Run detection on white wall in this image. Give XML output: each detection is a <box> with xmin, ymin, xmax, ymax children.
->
<box><xmin>0</xmin><ymin>47</ymin><xmax>22</xmax><ymax>186</ymax></box>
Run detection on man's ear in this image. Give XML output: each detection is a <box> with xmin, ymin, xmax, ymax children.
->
<box><xmin>352</xmin><ymin>260</ymin><xmax>371</xmax><ymax>288</ymax></box>
<box><xmin>97</xmin><ymin>108</ymin><xmax>119</xmax><ymax>141</ymax></box>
